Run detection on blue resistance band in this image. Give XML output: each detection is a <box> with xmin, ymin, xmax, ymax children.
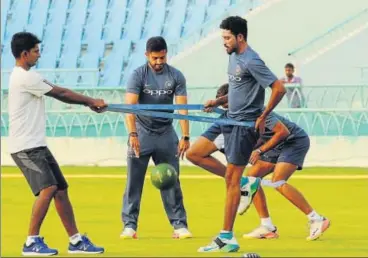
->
<box><xmin>107</xmin><ymin>104</ymin><xmax>225</xmax><ymax>114</ymax></box>
<box><xmin>106</xmin><ymin>104</ymin><xmax>255</xmax><ymax>127</ymax></box>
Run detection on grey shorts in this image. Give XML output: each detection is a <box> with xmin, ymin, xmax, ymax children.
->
<box><xmin>11</xmin><ymin>147</ymin><xmax>68</xmax><ymax>196</ymax></box>
<box><xmin>260</xmin><ymin>136</ymin><xmax>310</xmax><ymax>170</ymax></box>
<box><xmin>202</xmin><ymin>123</ymin><xmax>259</xmax><ymax>166</ymax></box>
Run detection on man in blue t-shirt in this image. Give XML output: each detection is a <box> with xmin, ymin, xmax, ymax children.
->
<box><xmin>198</xmin><ymin>16</ymin><xmax>287</xmax><ymax>252</ymax></box>
<box><xmin>121</xmin><ymin>36</ymin><xmax>192</xmax><ymax>240</ymax></box>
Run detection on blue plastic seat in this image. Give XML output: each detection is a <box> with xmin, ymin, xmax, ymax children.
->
<box><xmin>141</xmin><ymin>0</ymin><xmax>166</xmax><ymax>40</ymax></box>
<box><xmin>123</xmin><ymin>0</ymin><xmax>146</xmax><ymax>41</ymax></box>
<box><xmin>163</xmin><ymin>0</ymin><xmax>187</xmax><ymax>43</ymax></box>
<box><xmin>4</xmin><ymin>0</ymin><xmax>31</xmax><ymax>43</ymax></box>
<box><xmin>78</xmin><ymin>40</ymin><xmax>105</xmax><ymax>69</ymax></box>
<box><xmin>25</xmin><ymin>0</ymin><xmax>48</xmax><ymax>38</ymax></box>
<box><xmin>102</xmin><ymin>0</ymin><xmax>127</xmax><ymax>42</ymax></box>
<box><xmin>82</xmin><ymin>0</ymin><xmax>108</xmax><ymax>43</ymax></box>
<box><xmin>1</xmin><ymin>0</ymin><xmax>10</xmax><ymax>42</ymax></box>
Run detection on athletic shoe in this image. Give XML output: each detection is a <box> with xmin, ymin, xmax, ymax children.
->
<box><xmin>243</xmin><ymin>225</ymin><xmax>279</xmax><ymax>239</ymax></box>
<box><xmin>22</xmin><ymin>237</ymin><xmax>58</xmax><ymax>256</ymax></box>
<box><xmin>198</xmin><ymin>236</ymin><xmax>239</xmax><ymax>252</ymax></box>
<box><xmin>120</xmin><ymin>228</ymin><xmax>137</xmax><ymax>239</ymax></box>
<box><xmin>307</xmin><ymin>217</ymin><xmax>330</xmax><ymax>241</ymax></box>
<box><xmin>238</xmin><ymin>176</ymin><xmax>261</xmax><ymax>215</ymax></box>
<box><xmin>172</xmin><ymin>228</ymin><xmax>193</xmax><ymax>239</ymax></box>
<box><xmin>68</xmin><ymin>235</ymin><xmax>104</xmax><ymax>254</ymax></box>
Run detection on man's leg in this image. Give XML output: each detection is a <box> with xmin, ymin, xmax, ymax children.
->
<box><xmin>11</xmin><ymin>148</ymin><xmax>59</xmax><ymax>256</ymax></box>
<box><xmin>271</xmin><ymin>162</ymin><xmax>330</xmax><ymax>240</ymax></box>
<box><xmin>186</xmin><ymin>136</ymin><xmax>226</xmax><ymax>177</ymax></box>
<box><xmin>199</xmin><ymin>125</ymin><xmax>259</xmax><ymax>253</ymax></box>
<box><xmin>121</xmin><ymin>154</ymin><xmax>151</xmax><ymax>234</ymax></box>
<box><xmin>43</xmin><ymin>147</ymin><xmax>104</xmax><ymax>253</ymax></box>
<box><xmin>152</xmin><ymin>128</ymin><xmax>190</xmax><ymax>238</ymax></box>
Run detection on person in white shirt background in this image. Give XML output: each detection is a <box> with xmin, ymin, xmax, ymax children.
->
<box><xmin>8</xmin><ymin>32</ymin><xmax>106</xmax><ymax>256</ymax></box>
<box><xmin>280</xmin><ymin>63</ymin><xmax>306</xmax><ymax>108</ymax></box>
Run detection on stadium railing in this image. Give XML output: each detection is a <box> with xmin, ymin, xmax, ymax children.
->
<box><xmin>1</xmin><ymin>85</ymin><xmax>367</xmax><ymax>138</ymax></box>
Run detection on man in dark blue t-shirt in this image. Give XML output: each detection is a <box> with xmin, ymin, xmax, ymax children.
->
<box><xmin>199</xmin><ymin>16</ymin><xmax>286</xmax><ymax>252</ymax></box>
<box><xmin>121</xmin><ymin>37</ymin><xmax>192</xmax><ymax>240</ymax></box>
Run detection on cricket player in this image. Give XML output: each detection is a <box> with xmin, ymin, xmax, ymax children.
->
<box><xmin>121</xmin><ymin>36</ymin><xmax>192</xmax><ymax>239</ymax></box>
<box><xmin>198</xmin><ymin>16</ymin><xmax>286</xmax><ymax>252</ymax></box>
<box><xmin>8</xmin><ymin>32</ymin><xmax>105</xmax><ymax>256</ymax></box>
<box><xmin>187</xmin><ymin>83</ymin><xmax>330</xmax><ymax>242</ymax></box>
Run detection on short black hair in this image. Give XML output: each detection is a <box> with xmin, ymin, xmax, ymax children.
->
<box><xmin>11</xmin><ymin>32</ymin><xmax>41</xmax><ymax>58</ymax></box>
<box><xmin>146</xmin><ymin>36</ymin><xmax>167</xmax><ymax>52</ymax></box>
<box><xmin>220</xmin><ymin>16</ymin><xmax>248</xmax><ymax>41</ymax></box>
<box><xmin>216</xmin><ymin>83</ymin><xmax>229</xmax><ymax>98</ymax></box>
<box><xmin>285</xmin><ymin>63</ymin><xmax>294</xmax><ymax>69</ymax></box>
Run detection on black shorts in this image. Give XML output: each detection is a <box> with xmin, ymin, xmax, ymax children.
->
<box><xmin>11</xmin><ymin>147</ymin><xmax>68</xmax><ymax>196</ymax></box>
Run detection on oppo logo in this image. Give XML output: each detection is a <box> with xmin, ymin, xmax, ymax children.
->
<box><xmin>228</xmin><ymin>74</ymin><xmax>241</xmax><ymax>82</ymax></box>
<box><xmin>143</xmin><ymin>89</ymin><xmax>173</xmax><ymax>95</ymax></box>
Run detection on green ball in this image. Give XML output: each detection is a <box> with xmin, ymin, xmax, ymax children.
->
<box><xmin>151</xmin><ymin>163</ymin><xmax>178</xmax><ymax>190</ymax></box>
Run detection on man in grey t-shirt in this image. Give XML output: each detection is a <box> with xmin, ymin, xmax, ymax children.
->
<box><xmin>199</xmin><ymin>16</ymin><xmax>286</xmax><ymax>253</ymax></box>
<box><xmin>120</xmin><ymin>37</ymin><xmax>192</xmax><ymax>239</ymax></box>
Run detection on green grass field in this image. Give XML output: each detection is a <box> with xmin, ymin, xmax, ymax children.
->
<box><xmin>1</xmin><ymin>166</ymin><xmax>368</xmax><ymax>257</ymax></box>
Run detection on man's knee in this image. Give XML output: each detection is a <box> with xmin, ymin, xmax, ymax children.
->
<box><xmin>54</xmin><ymin>189</ymin><xmax>69</xmax><ymax>201</ymax></box>
<box><xmin>225</xmin><ymin>164</ymin><xmax>244</xmax><ymax>187</ymax></box>
<box><xmin>271</xmin><ymin>177</ymin><xmax>287</xmax><ymax>192</ymax></box>
<box><xmin>39</xmin><ymin>185</ymin><xmax>58</xmax><ymax>198</ymax></box>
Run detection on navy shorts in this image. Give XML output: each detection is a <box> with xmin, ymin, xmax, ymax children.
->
<box><xmin>260</xmin><ymin>136</ymin><xmax>310</xmax><ymax>170</ymax></box>
<box><xmin>202</xmin><ymin>123</ymin><xmax>259</xmax><ymax>166</ymax></box>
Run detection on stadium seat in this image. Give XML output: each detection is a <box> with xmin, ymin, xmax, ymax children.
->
<box><xmin>123</xmin><ymin>0</ymin><xmax>146</xmax><ymax>41</ymax></box>
<box><xmin>102</xmin><ymin>0</ymin><xmax>127</xmax><ymax>42</ymax></box>
<box><xmin>24</xmin><ymin>0</ymin><xmax>49</xmax><ymax>39</ymax></box>
<box><xmin>162</xmin><ymin>0</ymin><xmax>187</xmax><ymax>43</ymax></box>
<box><xmin>4</xmin><ymin>0</ymin><xmax>31</xmax><ymax>43</ymax></box>
<box><xmin>78</xmin><ymin>40</ymin><xmax>105</xmax><ymax>69</ymax></box>
<box><xmin>181</xmin><ymin>0</ymin><xmax>207</xmax><ymax>36</ymax></box>
<box><xmin>205</xmin><ymin>0</ymin><xmax>231</xmax><ymax>22</ymax></box>
<box><xmin>101</xmin><ymin>40</ymin><xmax>132</xmax><ymax>86</ymax></box>
<box><xmin>82</xmin><ymin>0</ymin><xmax>108</xmax><ymax>43</ymax></box>
<box><xmin>1</xmin><ymin>0</ymin><xmax>10</xmax><ymax>43</ymax></box>
<box><xmin>140</xmin><ymin>0</ymin><xmax>166</xmax><ymax>40</ymax></box>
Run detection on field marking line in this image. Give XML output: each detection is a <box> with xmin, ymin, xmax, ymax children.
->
<box><xmin>1</xmin><ymin>174</ymin><xmax>368</xmax><ymax>179</ymax></box>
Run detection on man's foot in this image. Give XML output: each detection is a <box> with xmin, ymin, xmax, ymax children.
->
<box><xmin>172</xmin><ymin>228</ymin><xmax>193</xmax><ymax>239</ymax></box>
<box><xmin>307</xmin><ymin>217</ymin><xmax>330</xmax><ymax>241</ymax></box>
<box><xmin>120</xmin><ymin>228</ymin><xmax>137</xmax><ymax>239</ymax></box>
<box><xmin>68</xmin><ymin>235</ymin><xmax>104</xmax><ymax>254</ymax></box>
<box><xmin>238</xmin><ymin>176</ymin><xmax>261</xmax><ymax>215</ymax></box>
<box><xmin>243</xmin><ymin>225</ymin><xmax>279</xmax><ymax>239</ymax></box>
<box><xmin>22</xmin><ymin>237</ymin><xmax>58</xmax><ymax>256</ymax></box>
<box><xmin>198</xmin><ymin>235</ymin><xmax>239</xmax><ymax>252</ymax></box>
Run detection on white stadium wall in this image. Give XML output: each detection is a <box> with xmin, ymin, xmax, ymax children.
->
<box><xmin>2</xmin><ymin>137</ymin><xmax>368</xmax><ymax>167</ymax></box>
<box><xmin>170</xmin><ymin>0</ymin><xmax>368</xmax><ymax>86</ymax></box>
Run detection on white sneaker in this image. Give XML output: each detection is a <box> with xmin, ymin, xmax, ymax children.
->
<box><xmin>172</xmin><ymin>228</ymin><xmax>193</xmax><ymax>239</ymax></box>
<box><xmin>307</xmin><ymin>217</ymin><xmax>330</xmax><ymax>241</ymax></box>
<box><xmin>243</xmin><ymin>225</ymin><xmax>279</xmax><ymax>239</ymax></box>
<box><xmin>238</xmin><ymin>177</ymin><xmax>261</xmax><ymax>215</ymax></box>
<box><xmin>120</xmin><ymin>228</ymin><xmax>137</xmax><ymax>239</ymax></box>
<box><xmin>198</xmin><ymin>236</ymin><xmax>239</xmax><ymax>252</ymax></box>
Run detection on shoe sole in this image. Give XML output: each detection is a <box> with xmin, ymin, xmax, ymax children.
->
<box><xmin>68</xmin><ymin>250</ymin><xmax>104</xmax><ymax>254</ymax></box>
<box><xmin>243</xmin><ymin>232</ymin><xmax>279</xmax><ymax>239</ymax></box>
<box><xmin>238</xmin><ymin>179</ymin><xmax>261</xmax><ymax>215</ymax></box>
<box><xmin>198</xmin><ymin>244</ymin><xmax>240</xmax><ymax>253</ymax></box>
<box><xmin>22</xmin><ymin>252</ymin><xmax>57</xmax><ymax>256</ymax></box>
<box><xmin>307</xmin><ymin>219</ymin><xmax>331</xmax><ymax>241</ymax></box>
<box><xmin>172</xmin><ymin>234</ymin><xmax>193</xmax><ymax>239</ymax></box>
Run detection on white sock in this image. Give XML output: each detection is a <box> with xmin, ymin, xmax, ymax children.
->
<box><xmin>307</xmin><ymin>210</ymin><xmax>323</xmax><ymax>221</ymax></box>
<box><xmin>69</xmin><ymin>233</ymin><xmax>83</xmax><ymax>245</ymax></box>
<box><xmin>261</xmin><ymin>217</ymin><xmax>275</xmax><ymax>230</ymax></box>
<box><xmin>26</xmin><ymin>235</ymin><xmax>39</xmax><ymax>247</ymax></box>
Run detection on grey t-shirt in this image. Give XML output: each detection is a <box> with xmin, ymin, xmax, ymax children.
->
<box><xmin>263</xmin><ymin>112</ymin><xmax>308</xmax><ymax>142</ymax></box>
<box><xmin>126</xmin><ymin>63</ymin><xmax>187</xmax><ymax>134</ymax></box>
<box><xmin>227</xmin><ymin>46</ymin><xmax>277</xmax><ymax>122</ymax></box>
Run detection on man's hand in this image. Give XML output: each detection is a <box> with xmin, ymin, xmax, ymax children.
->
<box><xmin>255</xmin><ymin>115</ymin><xmax>266</xmax><ymax>134</ymax></box>
<box><xmin>249</xmin><ymin>150</ymin><xmax>261</xmax><ymax>165</ymax></box>
<box><xmin>129</xmin><ymin>134</ymin><xmax>140</xmax><ymax>158</ymax></box>
<box><xmin>177</xmin><ymin>138</ymin><xmax>190</xmax><ymax>160</ymax></box>
<box><xmin>203</xmin><ymin>99</ymin><xmax>219</xmax><ymax>113</ymax></box>
<box><xmin>89</xmin><ymin>98</ymin><xmax>107</xmax><ymax>113</ymax></box>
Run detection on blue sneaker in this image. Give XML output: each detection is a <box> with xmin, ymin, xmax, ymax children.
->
<box><xmin>68</xmin><ymin>235</ymin><xmax>104</xmax><ymax>254</ymax></box>
<box><xmin>22</xmin><ymin>237</ymin><xmax>58</xmax><ymax>256</ymax></box>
